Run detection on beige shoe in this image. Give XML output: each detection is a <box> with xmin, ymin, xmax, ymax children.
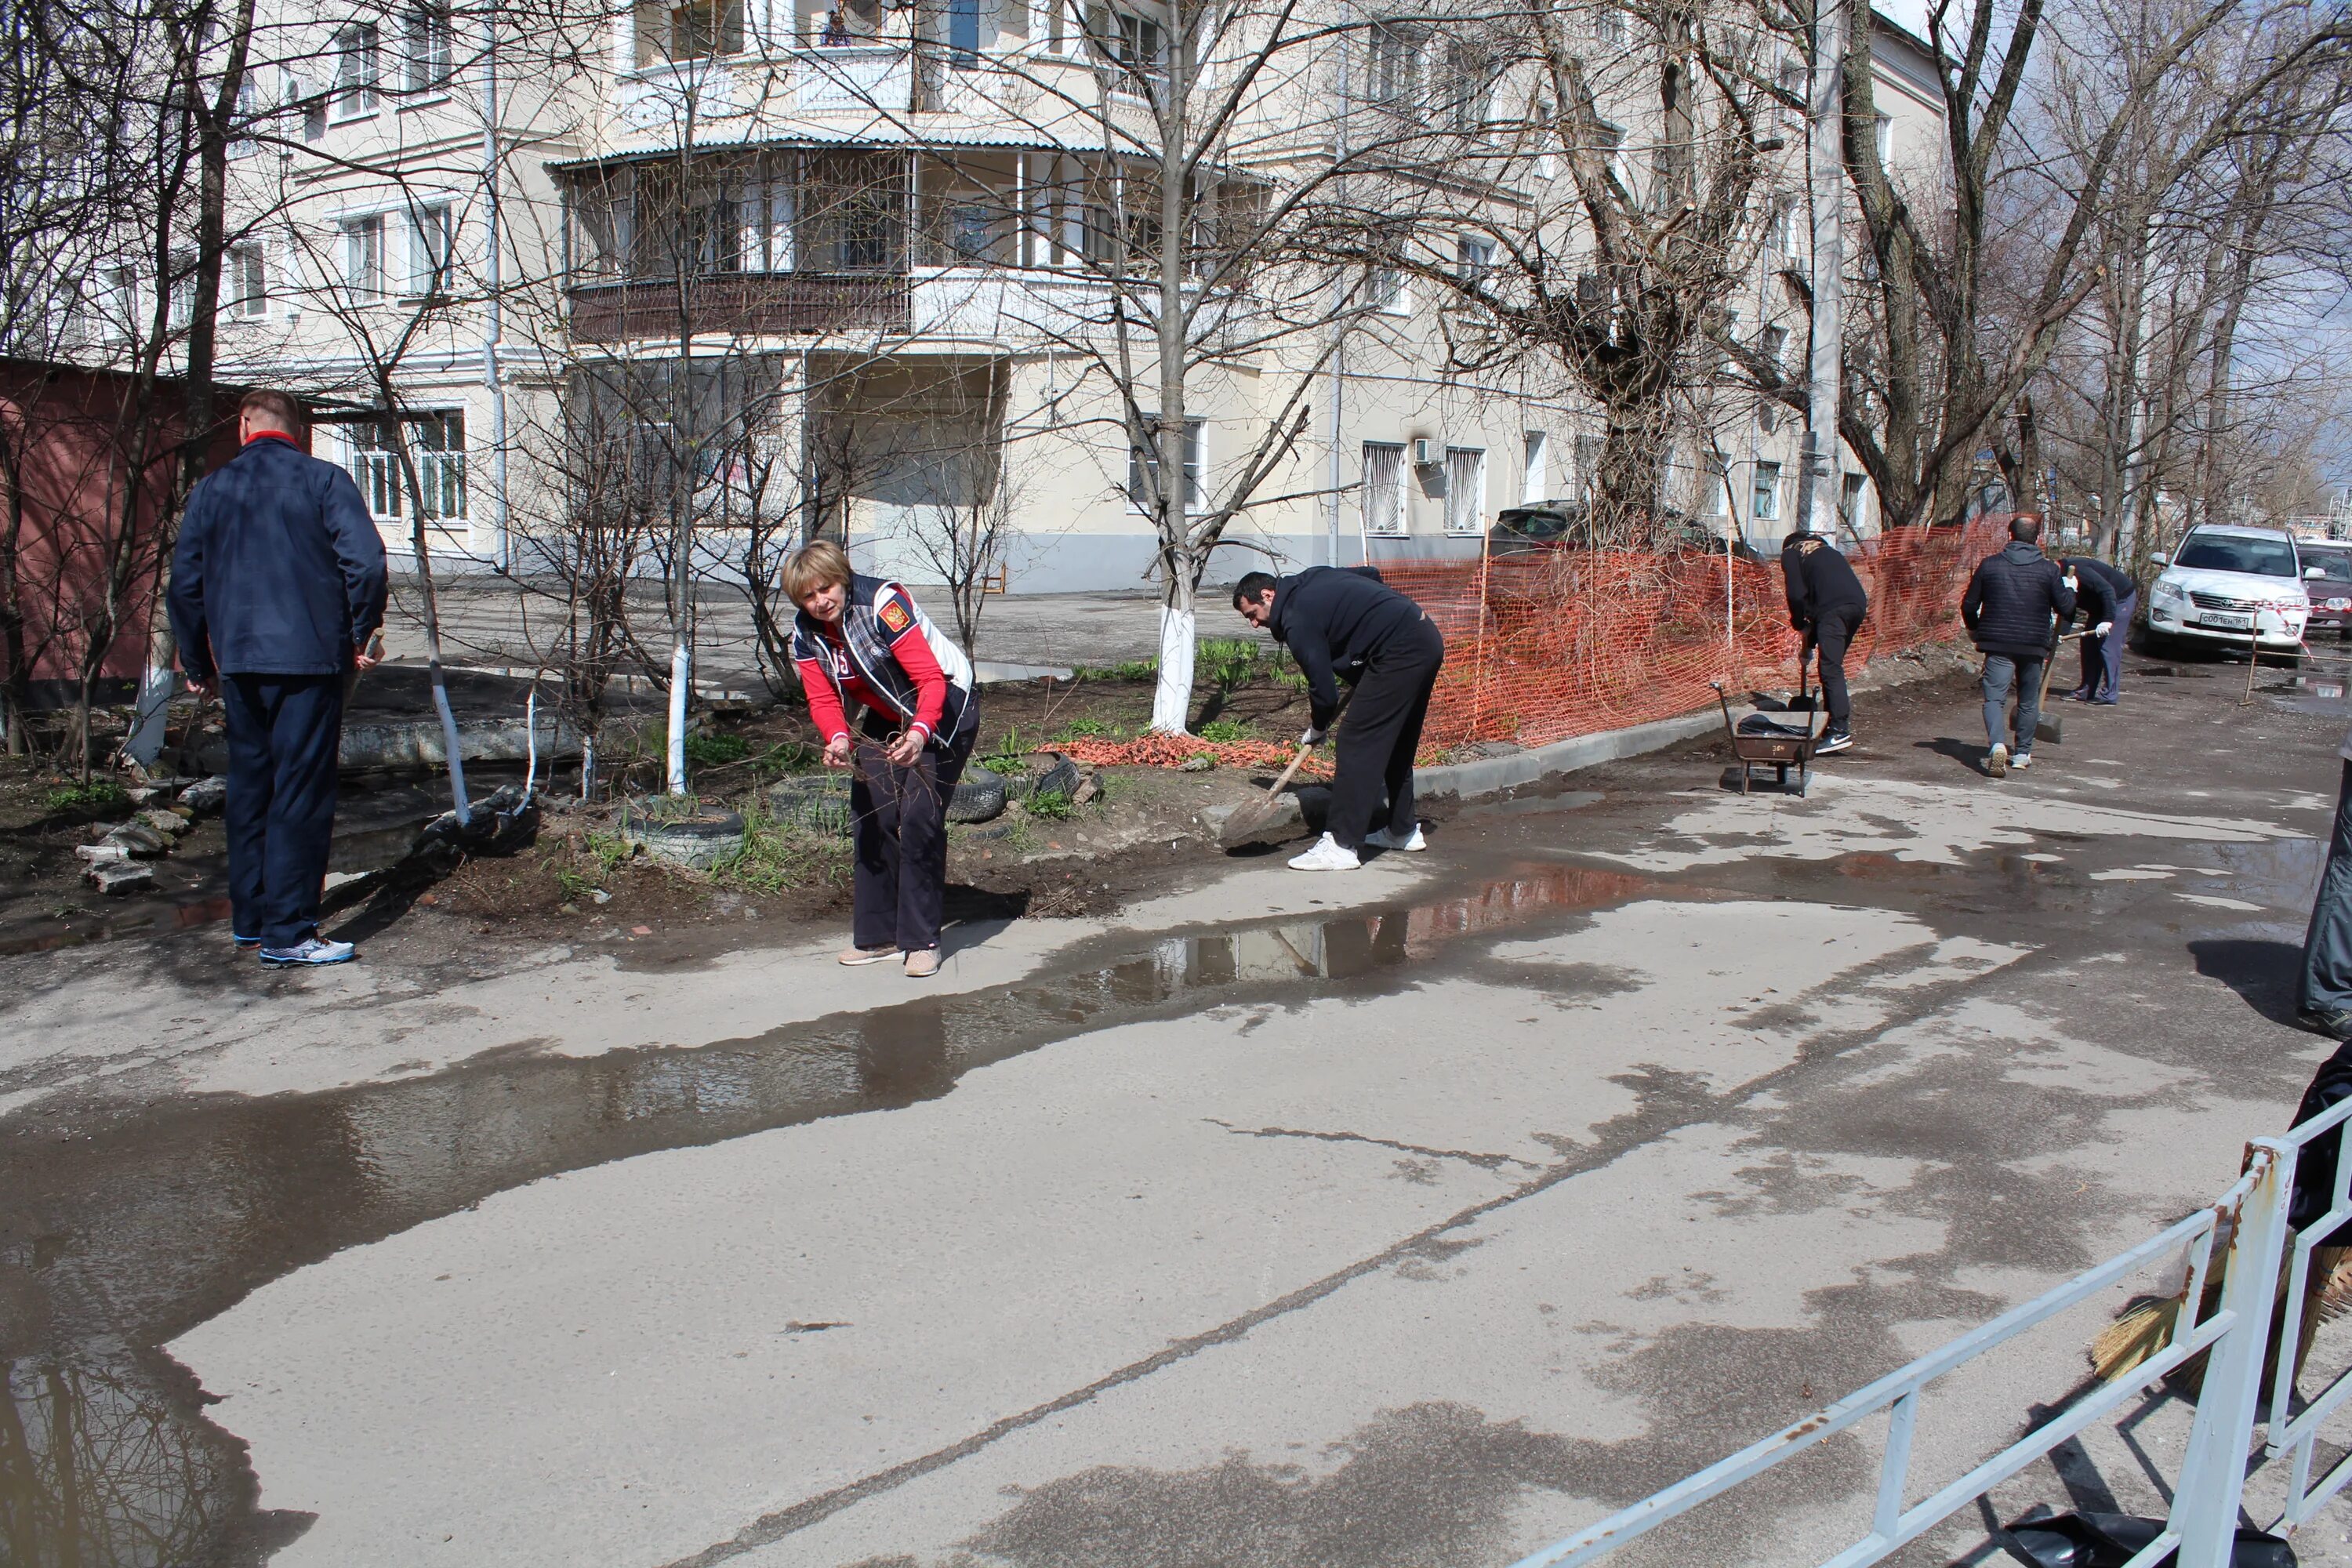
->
<box><xmin>904</xmin><ymin>948</ymin><xmax>942</xmax><ymax>978</ymax></box>
<box><xmin>839</xmin><ymin>944</ymin><xmax>896</xmax><ymax>966</ymax></box>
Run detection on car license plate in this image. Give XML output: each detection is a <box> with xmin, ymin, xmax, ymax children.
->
<box><xmin>2201</xmin><ymin>612</ymin><xmax>2254</xmax><ymax>630</ymax></box>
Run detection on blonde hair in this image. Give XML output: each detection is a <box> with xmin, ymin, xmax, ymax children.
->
<box><xmin>783</xmin><ymin>539</ymin><xmax>854</xmax><ymax>604</ymax></box>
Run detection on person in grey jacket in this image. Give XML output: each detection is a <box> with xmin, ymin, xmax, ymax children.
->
<box><xmin>2301</xmin><ymin>721</ymin><xmax>2352</xmax><ymax>1040</ymax></box>
<box><xmin>1958</xmin><ymin>516</ymin><xmax>2077</xmax><ymax>778</ymax></box>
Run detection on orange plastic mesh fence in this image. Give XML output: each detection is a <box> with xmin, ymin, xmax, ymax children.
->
<box><xmin>1064</xmin><ymin>517</ymin><xmax>2009</xmax><ymax>768</ymax></box>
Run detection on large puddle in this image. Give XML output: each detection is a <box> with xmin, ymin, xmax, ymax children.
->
<box><xmin>0</xmin><ymin>860</ymin><xmax>1655</xmax><ymax>1566</ymax></box>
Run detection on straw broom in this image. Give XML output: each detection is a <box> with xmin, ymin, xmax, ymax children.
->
<box><xmin>2089</xmin><ymin>1229</ymin><xmax>2352</xmax><ymax>1396</ymax></box>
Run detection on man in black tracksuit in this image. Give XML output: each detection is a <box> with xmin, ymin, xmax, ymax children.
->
<box><xmin>1780</xmin><ymin>530</ymin><xmax>1869</xmax><ymax>753</ymax></box>
<box><xmin>2060</xmin><ymin>555</ymin><xmax>2138</xmax><ymax>704</ymax></box>
<box><xmin>1959</xmin><ymin>516</ymin><xmax>2077</xmax><ymax>778</ymax></box>
<box><xmin>1233</xmin><ymin>566</ymin><xmax>1444</xmax><ymax>871</ymax></box>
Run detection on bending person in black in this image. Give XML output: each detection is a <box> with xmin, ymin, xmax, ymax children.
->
<box><xmin>1780</xmin><ymin>529</ymin><xmax>1869</xmax><ymax>754</ymax></box>
<box><xmin>2060</xmin><ymin>556</ymin><xmax>2138</xmax><ymax>705</ymax></box>
<box><xmin>1233</xmin><ymin>567</ymin><xmax>1445</xmax><ymax>872</ymax></box>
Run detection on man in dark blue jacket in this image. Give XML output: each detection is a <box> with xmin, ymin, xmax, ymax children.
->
<box><xmin>169</xmin><ymin>390</ymin><xmax>387</xmax><ymax>965</ymax></box>
<box><xmin>1233</xmin><ymin>565</ymin><xmax>1444</xmax><ymax>870</ymax></box>
<box><xmin>2060</xmin><ymin>555</ymin><xmax>2138</xmax><ymax>704</ymax></box>
<box><xmin>1959</xmin><ymin>516</ymin><xmax>2076</xmax><ymax>779</ymax></box>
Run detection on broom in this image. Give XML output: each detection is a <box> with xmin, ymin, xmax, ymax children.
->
<box><xmin>2089</xmin><ymin>1232</ymin><xmax>2352</xmax><ymax>1396</ymax></box>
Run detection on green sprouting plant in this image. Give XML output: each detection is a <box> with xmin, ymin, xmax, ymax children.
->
<box><xmin>1197</xmin><ymin>638</ymin><xmax>1261</xmax><ymax>696</ymax></box>
<box><xmin>554</xmin><ymin>866</ymin><xmax>596</xmax><ymax>903</ymax></box>
<box><xmin>752</xmin><ymin>739</ymin><xmax>822</xmax><ymax>774</ymax></box>
<box><xmin>681</xmin><ymin>731</ymin><xmax>750</xmax><ymax>768</ymax></box>
<box><xmin>1027</xmin><ymin>789</ymin><xmax>1076</xmax><ymax>821</ymax></box>
<box><xmin>44</xmin><ymin>780</ymin><xmax>131</xmax><ymax>816</ymax></box>
<box><xmin>723</xmin><ymin>807</ymin><xmax>851</xmax><ymax>895</ymax></box>
<box><xmin>1073</xmin><ymin>659</ymin><xmax>1157</xmax><ymax>683</ymax></box>
<box><xmin>981</xmin><ymin>728</ymin><xmax>1033</xmax><ymax>772</ymax></box>
<box><xmin>584</xmin><ymin>829</ymin><xmax>635</xmax><ymax>875</ymax></box>
<box><xmin>1196</xmin><ymin>718</ymin><xmax>1251</xmax><ymax>744</ymax></box>
<box><xmin>1051</xmin><ymin>717</ymin><xmax>1121</xmax><ymax>743</ymax></box>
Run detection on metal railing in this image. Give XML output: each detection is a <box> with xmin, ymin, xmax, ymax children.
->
<box><xmin>1511</xmin><ymin>1098</ymin><xmax>2352</xmax><ymax>1568</ymax></box>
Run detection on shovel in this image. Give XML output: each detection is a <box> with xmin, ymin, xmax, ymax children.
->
<box><xmin>1219</xmin><ymin>690</ymin><xmax>1353</xmax><ymax>848</ymax></box>
<box><xmin>2033</xmin><ymin>632</ymin><xmax>2086</xmax><ymax>745</ymax></box>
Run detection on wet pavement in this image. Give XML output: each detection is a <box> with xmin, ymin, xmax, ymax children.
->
<box><xmin>10</xmin><ymin>657</ymin><xmax>2352</xmax><ymax>1566</ymax></box>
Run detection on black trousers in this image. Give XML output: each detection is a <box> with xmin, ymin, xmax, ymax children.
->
<box><xmin>1329</xmin><ymin>619</ymin><xmax>1444</xmax><ymax>851</ymax></box>
<box><xmin>850</xmin><ymin>713</ymin><xmax>976</xmax><ymax>954</ymax></box>
<box><xmin>2303</xmin><ymin>760</ymin><xmax>2352</xmax><ymax>1015</ymax></box>
<box><xmin>1811</xmin><ymin>603</ymin><xmax>1865</xmax><ymax>728</ymax></box>
<box><xmin>220</xmin><ymin>672</ymin><xmax>345</xmax><ymax>948</ymax></box>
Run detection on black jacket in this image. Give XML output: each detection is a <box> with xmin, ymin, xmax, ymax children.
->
<box><xmin>2061</xmin><ymin>557</ymin><xmax>2137</xmax><ymax>626</ymax></box>
<box><xmin>2290</xmin><ymin>1037</ymin><xmax>2352</xmax><ymax>1247</ymax></box>
<box><xmin>1962</xmin><ymin>541</ymin><xmax>2078</xmax><ymax>660</ymax></box>
<box><xmin>1265</xmin><ymin>565</ymin><xmax>1430</xmax><ymax>729</ymax></box>
<box><xmin>1781</xmin><ymin>532</ymin><xmax>1869</xmax><ymax>633</ymax></box>
<box><xmin>168</xmin><ymin>434</ymin><xmax>388</xmax><ymax>680</ymax></box>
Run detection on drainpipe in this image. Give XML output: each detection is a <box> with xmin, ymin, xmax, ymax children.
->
<box><xmin>482</xmin><ymin>7</ymin><xmax>510</xmax><ymax>571</ymax></box>
<box><xmin>1324</xmin><ymin>34</ymin><xmax>1350</xmax><ymax>567</ymax></box>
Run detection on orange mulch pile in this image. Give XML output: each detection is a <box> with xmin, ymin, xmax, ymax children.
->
<box><xmin>1060</xmin><ymin>733</ymin><xmax>1332</xmax><ymax>775</ymax></box>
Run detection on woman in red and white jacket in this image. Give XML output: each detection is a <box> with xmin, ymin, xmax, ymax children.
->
<box><xmin>786</xmin><ymin>541</ymin><xmax>979</xmax><ymax>978</ymax></box>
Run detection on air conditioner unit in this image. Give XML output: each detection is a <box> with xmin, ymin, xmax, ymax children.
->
<box><xmin>1411</xmin><ymin>437</ymin><xmax>1439</xmax><ymax>466</ymax></box>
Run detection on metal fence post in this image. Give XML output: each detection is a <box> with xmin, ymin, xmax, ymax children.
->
<box><xmin>2170</xmin><ymin>1142</ymin><xmax>2292</xmax><ymax>1565</ymax></box>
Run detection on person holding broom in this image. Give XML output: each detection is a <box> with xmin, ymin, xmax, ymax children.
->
<box><xmin>786</xmin><ymin>541</ymin><xmax>978</xmax><ymax>979</ymax></box>
<box><xmin>1960</xmin><ymin>516</ymin><xmax>2077</xmax><ymax>779</ymax></box>
<box><xmin>1780</xmin><ymin>529</ymin><xmax>1868</xmax><ymax>755</ymax></box>
<box><xmin>1232</xmin><ymin>565</ymin><xmax>1444</xmax><ymax>872</ymax></box>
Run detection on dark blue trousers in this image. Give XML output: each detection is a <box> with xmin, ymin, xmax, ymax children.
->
<box><xmin>2303</xmin><ymin>760</ymin><xmax>2352</xmax><ymax>1016</ymax></box>
<box><xmin>221</xmin><ymin>673</ymin><xmax>344</xmax><ymax>948</ymax></box>
<box><xmin>2077</xmin><ymin>592</ymin><xmax>2137</xmax><ymax>699</ymax></box>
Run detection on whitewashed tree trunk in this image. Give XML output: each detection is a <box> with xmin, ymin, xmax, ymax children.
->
<box><xmin>666</xmin><ymin>641</ymin><xmax>691</xmax><ymax>793</ymax></box>
<box><xmin>1151</xmin><ymin>583</ymin><xmax>1196</xmax><ymax>735</ymax></box>
<box><xmin>122</xmin><ymin>660</ymin><xmax>174</xmax><ymax>768</ymax></box>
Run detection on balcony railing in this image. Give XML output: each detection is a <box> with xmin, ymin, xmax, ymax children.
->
<box><xmin>568</xmin><ymin>272</ymin><xmax>910</xmax><ymax>340</ymax></box>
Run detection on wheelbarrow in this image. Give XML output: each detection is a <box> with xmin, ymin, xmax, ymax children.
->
<box><xmin>1712</xmin><ymin>681</ymin><xmax>1819</xmax><ymax>796</ymax></box>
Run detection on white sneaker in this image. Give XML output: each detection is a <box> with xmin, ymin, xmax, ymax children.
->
<box><xmin>1364</xmin><ymin>823</ymin><xmax>1427</xmax><ymax>852</ymax></box>
<box><xmin>2012</xmin><ymin>751</ymin><xmax>2034</xmax><ymax>770</ymax></box>
<box><xmin>259</xmin><ymin>935</ymin><xmax>355</xmax><ymax>967</ymax></box>
<box><xmin>1986</xmin><ymin>743</ymin><xmax>2009</xmax><ymax>779</ymax></box>
<box><xmin>1287</xmin><ymin>833</ymin><xmax>1361</xmax><ymax>872</ymax></box>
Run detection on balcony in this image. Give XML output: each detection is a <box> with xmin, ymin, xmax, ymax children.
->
<box><xmin>568</xmin><ymin>272</ymin><xmax>910</xmax><ymax>341</ymax></box>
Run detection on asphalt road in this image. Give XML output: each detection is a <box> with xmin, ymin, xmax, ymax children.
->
<box><xmin>10</xmin><ymin>652</ymin><xmax>2352</xmax><ymax>1566</ymax></box>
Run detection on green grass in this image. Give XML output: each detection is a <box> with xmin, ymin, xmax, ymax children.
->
<box><xmin>43</xmin><ymin>779</ymin><xmax>130</xmax><ymax>816</ymax></box>
<box><xmin>554</xmin><ymin>866</ymin><xmax>597</xmax><ymax>903</ymax></box>
<box><xmin>980</xmin><ymin>728</ymin><xmax>1036</xmax><ymax>773</ymax></box>
<box><xmin>681</xmin><ymin>731</ymin><xmax>750</xmax><ymax>768</ymax></box>
<box><xmin>1026</xmin><ymin>789</ymin><xmax>1075</xmax><ymax>822</ymax></box>
<box><xmin>1073</xmin><ymin>659</ymin><xmax>1158</xmax><ymax>683</ymax></box>
<box><xmin>583</xmin><ymin>829</ymin><xmax>635</xmax><ymax>875</ymax></box>
<box><xmin>1051</xmin><ymin>717</ymin><xmax>1123</xmax><ymax>743</ymax></box>
<box><xmin>722</xmin><ymin>807</ymin><xmax>851</xmax><ymax>895</ymax></box>
<box><xmin>1195</xmin><ymin>718</ymin><xmax>1252</xmax><ymax>744</ymax></box>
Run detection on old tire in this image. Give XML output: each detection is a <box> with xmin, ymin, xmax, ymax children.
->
<box><xmin>619</xmin><ymin>800</ymin><xmax>745</xmax><ymax>869</ymax></box>
<box><xmin>949</xmin><ymin>765</ymin><xmax>1008</xmax><ymax>824</ymax></box>
<box><xmin>766</xmin><ymin>774</ymin><xmax>856</xmax><ymax>837</ymax></box>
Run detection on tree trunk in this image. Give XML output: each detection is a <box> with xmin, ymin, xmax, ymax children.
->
<box><xmin>1152</xmin><ymin>566</ymin><xmax>1197</xmax><ymax>735</ymax></box>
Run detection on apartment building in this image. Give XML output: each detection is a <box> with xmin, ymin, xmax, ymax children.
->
<box><xmin>207</xmin><ymin>0</ymin><xmax>1947</xmax><ymax>592</ymax></box>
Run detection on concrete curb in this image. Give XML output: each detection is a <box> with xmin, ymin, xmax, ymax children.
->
<box><xmin>1413</xmin><ymin>707</ymin><xmax>1725</xmax><ymax>801</ymax></box>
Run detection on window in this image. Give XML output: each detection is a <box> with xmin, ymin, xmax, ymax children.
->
<box><xmin>1444</xmin><ymin>447</ymin><xmax>1484</xmax><ymax>535</ymax></box>
<box><xmin>348</xmin><ymin>412</ymin><xmax>467</xmax><ymax>521</ymax></box>
<box><xmin>1769</xmin><ymin>191</ymin><xmax>1798</xmax><ymax>255</ymax></box>
<box><xmin>1128</xmin><ymin>416</ymin><xmax>1204</xmax><ymax>513</ymax></box>
<box><xmin>1365</xmin><ymin>20</ymin><xmax>1421</xmax><ymax>109</ymax></box>
<box><xmin>1439</xmin><ymin>38</ymin><xmax>1490</xmax><ymax>130</ymax></box>
<box><xmin>1751</xmin><ymin>460</ymin><xmax>1780</xmax><ymax>523</ymax></box>
<box><xmin>1457</xmin><ymin>234</ymin><xmax>1494</xmax><ymax>281</ymax></box>
<box><xmin>1362</xmin><ymin>441</ymin><xmax>1406</xmax><ymax>535</ymax></box>
<box><xmin>1087</xmin><ymin>4</ymin><xmax>1164</xmax><ymax>87</ymax></box>
<box><xmin>410</xmin><ymin>203</ymin><xmax>452</xmax><ymax>293</ymax></box>
<box><xmin>1593</xmin><ymin>4</ymin><xmax>1624</xmax><ymax>47</ymax></box>
<box><xmin>1595</xmin><ymin>121</ymin><xmax>1625</xmax><ymax>188</ymax></box>
<box><xmin>228</xmin><ymin>244</ymin><xmax>267</xmax><ymax>317</ymax></box>
<box><xmin>103</xmin><ymin>267</ymin><xmax>139</xmax><ymax>336</ymax></box>
<box><xmin>1522</xmin><ymin>430</ymin><xmax>1548</xmax><ymax>504</ymax></box>
<box><xmin>1369</xmin><ymin>267</ymin><xmax>1407</xmax><ymax>314</ymax></box>
<box><xmin>1700</xmin><ymin>454</ymin><xmax>1730</xmax><ymax>518</ymax></box>
<box><xmin>341</xmin><ymin>214</ymin><xmax>386</xmax><ymax>298</ymax></box>
<box><xmin>1759</xmin><ymin>325</ymin><xmax>1787</xmax><ymax>379</ymax></box>
<box><xmin>2176</xmin><ymin>532</ymin><xmax>2297</xmax><ymax>578</ymax></box>
<box><xmin>947</xmin><ymin>204</ymin><xmax>993</xmax><ymax>262</ymax></box>
<box><xmin>1875</xmin><ymin>114</ymin><xmax>1893</xmax><ymax>164</ymax></box>
<box><xmin>331</xmin><ymin>23</ymin><xmax>380</xmax><ymax>118</ymax></box>
<box><xmin>647</xmin><ymin>0</ymin><xmax>744</xmax><ymax>61</ymax></box>
<box><xmin>404</xmin><ymin>5</ymin><xmax>452</xmax><ymax>93</ymax></box>
<box><xmin>1840</xmin><ymin>472</ymin><xmax>1866</xmax><ymax>532</ymax></box>
<box><xmin>948</xmin><ymin>0</ymin><xmax>981</xmax><ymax>64</ymax></box>
<box><xmin>230</xmin><ymin>78</ymin><xmax>260</xmax><ymax>158</ymax></box>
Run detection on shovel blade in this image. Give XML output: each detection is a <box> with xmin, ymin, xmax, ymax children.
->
<box><xmin>2036</xmin><ymin>713</ymin><xmax>2063</xmax><ymax>744</ymax></box>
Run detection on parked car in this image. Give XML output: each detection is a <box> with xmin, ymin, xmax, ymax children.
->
<box><xmin>1488</xmin><ymin>501</ymin><xmax>1764</xmax><ymax>561</ymax></box>
<box><xmin>2299</xmin><ymin>540</ymin><xmax>2352</xmax><ymax>637</ymax></box>
<box><xmin>2143</xmin><ymin>523</ymin><xmax>2311</xmax><ymax>655</ymax></box>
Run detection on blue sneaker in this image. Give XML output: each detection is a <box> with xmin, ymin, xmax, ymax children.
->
<box><xmin>259</xmin><ymin>936</ymin><xmax>355</xmax><ymax>967</ymax></box>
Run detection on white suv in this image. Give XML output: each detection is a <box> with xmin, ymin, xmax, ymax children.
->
<box><xmin>2144</xmin><ymin>524</ymin><xmax>2311</xmax><ymax>655</ymax></box>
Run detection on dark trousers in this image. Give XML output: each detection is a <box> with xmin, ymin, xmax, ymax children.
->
<box><xmin>220</xmin><ymin>672</ymin><xmax>345</xmax><ymax>948</ymax></box>
<box><xmin>1329</xmin><ymin>619</ymin><xmax>1444</xmax><ymax>851</ymax></box>
<box><xmin>1810</xmin><ymin>603</ymin><xmax>1865</xmax><ymax>728</ymax></box>
<box><xmin>2302</xmin><ymin>760</ymin><xmax>2352</xmax><ymax>1015</ymax></box>
<box><xmin>1982</xmin><ymin>653</ymin><xmax>2045</xmax><ymax>753</ymax></box>
<box><xmin>2078</xmin><ymin>593</ymin><xmax>2136</xmax><ymax>698</ymax></box>
<box><xmin>850</xmin><ymin>714</ymin><xmax>976</xmax><ymax>953</ymax></box>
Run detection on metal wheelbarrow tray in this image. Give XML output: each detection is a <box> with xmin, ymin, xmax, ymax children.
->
<box><xmin>1712</xmin><ymin>681</ymin><xmax>1818</xmax><ymax>796</ymax></box>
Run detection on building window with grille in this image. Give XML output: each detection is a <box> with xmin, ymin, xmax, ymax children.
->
<box><xmin>1522</xmin><ymin>430</ymin><xmax>1547</xmax><ymax>504</ymax></box>
<box><xmin>227</xmin><ymin>245</ymin><xmax>267</xmax><ymax>318</ymax></box>
<box><xmin>1366</xmin><ymin>20</ymin><xmax>1421</xmax><ymax>109</ymax></box>
<box><xmin>1751</xmin><ymin>460</ymin><xmax>1781</xmax><ymax>524</ymax></box>
<box><xmin>331</xmin><ymin>23</ymin><xmax>380</xmax><ymax>119</ymax></box>
<box><xmin>1362</xmin><ymin>441</ymin><xmax>1406</xmax><ymax>535</ymax></box>
<box><xmin>1444</xmin><ymin>446</ymin><xmax>1485</xmax><ymax>535</ymax></box>
<box><xmin>1087</xmin><ymin>4</ymin><xmax>1164</xmax><ymax>89</ymax></box>
<box><xmin>1128</xmin><ymin>416</ymin><xmax>1203</xmax><ymax>514</ymax></box>
<box><xmin>341</xmin><ymin>214</ymin><xmax>386</xmax><ymax>299</ymax></box>
<box><xmin>348</xmin><ymin>412</ymin><xmax>467</xmax><ymax>522</ymax></box>
<box><xmin>404</xmin><ymin>5</ymin><xmax>452</xmax><ymax>93</ymax></box>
